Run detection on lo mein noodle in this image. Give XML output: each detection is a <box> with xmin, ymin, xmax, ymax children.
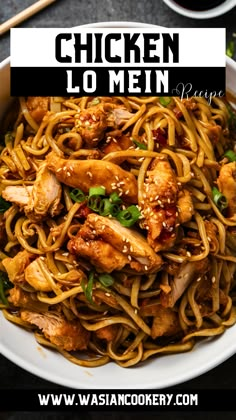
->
<box><xmin>0</xmin><ymin>95</ymin><xmax>235</xmax><ymax>368</ymax></box>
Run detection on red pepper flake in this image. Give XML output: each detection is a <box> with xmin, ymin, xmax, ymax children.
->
<box><xmin>77</xmin><ymin>202</ymin><xmax>91</xmax><ymax>219</ymax></box>
<box><xmin>152</xmin><ymin>128</ymin><xmax>168</xmax><ymax>147</ymax></box>
<box><xmin>159</xmin><ymin>229</ymin><xmax>175</xmax><ymax>242</ymax></box>
<box><xmin>173</xmin><ymin>107</ymin><xmax>183</xmax><ymax>120</ymax></box>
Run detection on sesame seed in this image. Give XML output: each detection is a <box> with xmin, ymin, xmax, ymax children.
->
<box><xmin>212</xmin><ymin>276</ymin><xmax>216</xmax><ymax>283</ymax></box>
<box><xmin>134</xmin><ymin>308</ymin><xmax>138</xmax><ymax>314</ymax></box>
<box><xmin>67</xmin><ymin>171</ymin><xmax>71</xmax><ymax>177</ymax></box>
<box><xmin>196</xmin><ymin>277</ymin><xmax>201</xmax><ymax>282</ymax></box>
<box><xmin>144</xmin><ymin>265</ymin><xmax>148</xmax><ymax>271</ymax></box>
<box><xmin>186</xmin><ymin>251</ymin><xmax>192</xmax><ymax>257</ymax></box>
<box><xmin>105</xmin><ymin>292</ymin><xmax>111</xmax><ymax>297</ymax></box>
<box><xmin>62</xmin><ymin>252</ymin><xmax>69</xmax><ymax>256</ymax></box>
<box><xmin>127</xmin><ymin>255</ymin><xmax>132</xmax><ymax>261</ymax></box>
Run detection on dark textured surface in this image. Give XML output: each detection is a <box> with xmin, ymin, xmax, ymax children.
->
<box><xmin>0</xmin><ymin>0</ymin><xmax>236</xmax><ymax>417</ymax></box>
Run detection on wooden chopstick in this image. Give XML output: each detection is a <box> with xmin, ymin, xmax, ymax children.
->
<box><xmin>0</xmin><ymin>0</ymin><xmax>57</xmax><ymax>36</ymax></box>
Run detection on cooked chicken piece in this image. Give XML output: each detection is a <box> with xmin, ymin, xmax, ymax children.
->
<box><xmin>21</xmin><ymin>310</ymin><xmax>90</xmax><ymax>351</ymax></box>
<box><xmin>25</xmin><ymin>163</ymin><xmax>62</xmax><ymax>221</ymax></box>
<box><xmin>26</xmin><ymin>97</ymin><xmax>49</xmax><ymax>124</ymax></box>
<box><xmin>95</xmin><ymin>324</ymin><xmax>119</xmax><ymax>342</ymax></box>
<box><xmin>177</xmin><ymin>189</ymin><xmax>194</xmax><ymax>224</ymax></box>
<box><xmin>2</xmin><ymin>250</ymin><xmax>33</xmax><ymax>284</ymax></box>
<box><xmin>2</xmin><ymin>163</ymin><xmax>62</xmax><ymax>222</ymax></box>
<box><xmin>102</xmin><ymin>135</ymin><xmax>134</xmax><ymax>163</ymax></box>
<box><xmin>160</xmin><ymin>258</ymin><xmax>209</xmax><ymax>308</ymax></box>
<box><xmin>68</xmin><ymin>213</ymin><xmax>163</xmax><ymax>274</ymax></box>
<box><xmin>69</xmin><ymin>235</ymin><xmax>130</xmax><ymax>272</ymax></box>
<box><xmin>2</xmin><ymin>186</ymin><xmax>32</xmax><ymax>209</ymax></box>
<box><xmin>107</xmin><ymin>107</ymin><xmax>133</xmax><ymax>126</ymax></box>
<box><xmin>207</xmin><ymin>124</ymin><xmax>222</xmax><ymax>144</ymax></box>
<box><xmin>46</xmin><ymin>151</ymin><xmax>138</xmax><ymax>203</ymax></box>
<box><xmin>217</xmin><ymin>162</ymin><xmax>236</xmax><ymax>220</ymax></box>
<box><xmin>195</xmin><ymin>276</ymin><xmax>228</xmax><ymax>316</ymax></box>
<box><xmin>140</xmin><ymin>157</ymin><xmax>179</xmax><ymax>252</ymax></box>
<box><xmin>150</xmin><ymin>305</ymin><xmax>181</xmax><ymax>339</ymax></box>
<box><xmin>25</xmin><ymin>258</ymin><xmax>53</xmax><ymax>292</ymax></box>
<box><xmin>76</xmin><ymin>103</ymin><xmax>109</xmax><ymax>147</ymax></box>
<box><xmin>8</xmin><ymin>286</ymin><xmax>49</xmax><ymax>312</ymax></box>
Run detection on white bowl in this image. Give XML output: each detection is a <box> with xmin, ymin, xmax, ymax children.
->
<box><xmin>0</xmin><ymin>22</ymin><xmax>236</xmax><ymax>389</ymax></box>
<box><xmin>162</xmin><ymin>0</ymin><xmax>236</xmax><ymax>19</ymax></box>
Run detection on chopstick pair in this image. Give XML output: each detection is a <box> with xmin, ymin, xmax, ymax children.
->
<box><xmin>0</xmin><ymin>0</ymin><xmax>56</xmax><ymax>36</ymax></box>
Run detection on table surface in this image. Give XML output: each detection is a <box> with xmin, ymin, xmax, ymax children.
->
<box><xmin>1</xmin><ymin>0</ymin><xmax>236</xmax><ymax>417</ymax></box>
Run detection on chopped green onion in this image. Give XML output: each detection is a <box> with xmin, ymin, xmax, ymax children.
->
<box><xmin>109</xmin><ymin>192</ymin><xmax>122</xmax><ymax>204</ymax></box>
<box><xmin>89</xmin><ymin>186</ymin><xmax>106</xmax><ymax>197</ymax></box>
<box><xmin>212</xmin><ymin>187</ymin><xmax>228</xmax><ymax>212</ymax></box>
<box><xmin>0</xmin><ymin>272</ymin><xmax>13</xmax><ymax>306</ymax></box>
<box><xmin>99</xmin><ymin>198</ymin><xmax>120</xmax><ymax>217</ymax></box>
<box><xmin>98</xmin><ymin>273</ymin><xmax>114</xmax><ymax>287</ymax></box>
<box><xmin>0</xmin><ymin>196</ymin><xmax>11</xmax><ymax>213</ymax></box>
<box><xmin>99</xmin><ymin>198</ymin><xmax>114</xmax><ymax>216</ymax></box>
<box><xmin>116</xmin><ymin>205</ymin><xmax>141</xmax><ymax>227</ymax></box>
<box><xmin>159</xmin><ymin>97</ymin><xmax>171</xmax><ymax>107</ymax></box>
<box><xmin>0</xmin><ymin>282</ymin><xmax>8</xmax><ymax>306</ymax></box>
<box><xmin>87</xmin><ymin>195</ymin><xmax>102</xmax><ymax>212</ymax></box>
<box><xmin>69</xmin><ymin>188</ymin><xmax>86</xmax><ymax>203</ymax></box>
<box><xmin>224</xmin><ymin>150</ymin><xmax>236</xmax><ymax>162</ymax></box>
<box><xmin>132</xmin><ymin>138</ymin><xmax>147</xmax><ymax>150</ymax></box>
<box><xmin>81</xmin><ymin>272</ymin><xmax>95</xmax><ymax>304</ymax></box>
<box><xmin>89</xmin><ymin>98</ymin><xmax>100</xmax><ymax>106</ymax></box>
<box><xmin>226</xmin><ymin>40</ymin><xmax>235</xmax><ymax>58</ymax></box>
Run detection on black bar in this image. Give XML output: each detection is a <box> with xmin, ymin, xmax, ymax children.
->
<box><xmin>10</xmin><ymin>66</ymin><xmax>225</xmax><ymax>96</ymax></box>
<box><xmin>0</xmin><ymin>389</ymin><xmax>235</xmax><ymax>411</ymax></box>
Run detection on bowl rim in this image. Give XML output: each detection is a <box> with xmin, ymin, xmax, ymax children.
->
<box><xmin>0</xmin><ymin>21</ymin><xmax>236</xmax><ymax>390</ymax></box>
<box><xmin>162</xmin><ymin>0</ymin><xmax>236</xmax><ymax>19</ymax></box>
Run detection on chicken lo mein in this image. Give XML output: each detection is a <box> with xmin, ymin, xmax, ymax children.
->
<box><xmin>0</xmin><ymin>95</ymin><xmax>236</xmax><ymax>368</ymax></box>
